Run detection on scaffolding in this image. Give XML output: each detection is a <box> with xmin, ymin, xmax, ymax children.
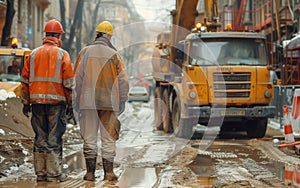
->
<box><xmin>219</xmin><ymin>0</ymin><xmax>296</xmax><ymax>83</ymax></box>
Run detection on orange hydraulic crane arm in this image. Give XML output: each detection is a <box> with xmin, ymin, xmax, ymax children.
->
<box><xmin>205</xmin><ymin>0</ymin><xmax>219</xmax><ymax>23</ymax></box>
<box><xmin>170</xmin><ymin>0</ymin><xmax>199</xmax><ymax>64</ymax></box>
<box><xmin>172</xmin><ymin>0</ymin><xmax>199</xmax><ymax>33</ymax></box>
<box><xmin>170</xmin><ymin>0</ymin><xmax>220</xmax><ymax>64</ymax></box>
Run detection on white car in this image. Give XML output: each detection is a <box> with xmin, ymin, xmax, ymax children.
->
<box><xmin>128</xmin><ymin>86</ymin><xmax>150</xmax><ymax>102</ymax></box>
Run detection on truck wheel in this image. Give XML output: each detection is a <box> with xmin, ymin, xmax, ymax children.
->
<box><xmin>162</xmin><ymin>88</ymin><xmax>172</xmax><ymax>133</ymax></box>
<box><xmin>172</xmin><ymin>97</ymin><xmax>193</xmax><ymax>139</ymax></box>
<box><xmin>154</xmin><ymin>87</ymin><xmax>163</xmax><ymax>130</ymax></box>
<box><xmin>246</xmin><ymin>118</ymin><xmax>268</xmax><ymax>138</ymax></box>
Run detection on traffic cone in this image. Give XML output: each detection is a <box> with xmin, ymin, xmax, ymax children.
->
<box><xmin>292</xmin><ymin>89</ymin><xmax>300</xmax><ymax>134</ymax></box>
<box><xmin>283</xmin><ymin>105</ymin><xmax>295</xmax><ymax>143</ymax></box>
<box><xmin>293</xmin><ymin>166</ymin><xmax>300</xmax><ymax>186</ymax></box>
<box><xmin>285</xmin><ymin>163</ymin><xmax>294</xmax><ymax>186</ymax></box>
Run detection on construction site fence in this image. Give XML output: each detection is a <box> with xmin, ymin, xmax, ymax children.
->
<box><xmin>271</xmin><ymin>85</ymin><xmax>300</xmax><ymax>119</ymax></box>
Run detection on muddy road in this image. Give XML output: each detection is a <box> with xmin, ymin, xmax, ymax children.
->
<box><xmin>0</xmin><ymin>98</ymin><xmax>299</xmax><ymax>187</ymax></box>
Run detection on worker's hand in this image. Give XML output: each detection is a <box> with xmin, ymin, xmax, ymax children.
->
<box><xmin>22</xmin><ymin>104</ymin><xmax>31</xmax><ymax>118</ymax></box>
<box><xmin>66</xmin><ymin>107</ymin><xmax>77</xmax><ymax>125</ymax></box>
<box><xmin>118</xmin><ymin>101</ymin><xmax>126</xmax><ymax>116</ymax></box>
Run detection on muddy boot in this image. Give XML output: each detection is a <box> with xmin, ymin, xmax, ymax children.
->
<box><xmin>34</xmin><ymin>152</ymin><xmax>47</xmax><ymax>181</ymax></box>
<box><xmin>102</xmin><ymin>158</ymin><xmax>118</xmax><ymax>181</ymax></box>
<box><xmin>47</xmin><ymin>174</ymin><xmax>68</xmax><ymax>182</ymax></box>
<box><xmin>84</xmin><ymin>157</ymin><xmax>97</xmax><ymax>181</ymax></box>
<box><xmin>46</xmin><ymin>151</ymin><xmax>67</xmax><ymax>182</ymax></box>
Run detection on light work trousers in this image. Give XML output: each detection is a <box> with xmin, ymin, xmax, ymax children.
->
<box><xmin>79</xmin><ymin>109</ymin><xmax>120</xmax><ymax>162</ymax></box>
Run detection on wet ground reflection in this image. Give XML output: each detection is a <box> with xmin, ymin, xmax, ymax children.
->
<box><xmin>117</xmin><ymin>167</ymin><xmax>159</xmax><ymax>188</ymax></box>
<box><xmin>190</xmin><ymin>141</ymin><xmax>300</xmax><ymax>187</ymax></box>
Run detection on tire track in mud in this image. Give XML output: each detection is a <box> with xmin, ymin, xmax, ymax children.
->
<box><xmin>249</xmin><ymin>139</ymin><xmax>300</xmax><ymax>165</ymax></box>
<box><xmin>191</xmin><ymin>140</ymin><xmax>288</xmax><ymax>187</ymax></box>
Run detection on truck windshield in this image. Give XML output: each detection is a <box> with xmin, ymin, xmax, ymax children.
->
<box><xmin>189</xmin><ymin>38</ymin><xmax>268</xmax><ymax>66</ymax></box>
<box><xmin>0</xmin><ymin>55</ymin><xmax>23</xmax><ymax>82</ymax></box>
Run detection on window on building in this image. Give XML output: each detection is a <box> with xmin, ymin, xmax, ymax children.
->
<box><xmin>105</xmin><ymin>7</ymin><xmax>116</xmax><ymax>19</ymax></box>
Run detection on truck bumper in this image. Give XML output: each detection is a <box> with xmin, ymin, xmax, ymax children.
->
<box><xmin>186</xmin><ymin>106</ymin><xmax>276</xmax><ymax>119</ymax></box>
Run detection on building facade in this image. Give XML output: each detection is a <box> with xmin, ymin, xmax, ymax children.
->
<box><xmin>0</xmin><ymin>0</ymin><xmax>50</xmax><ymax>49</ymax></box>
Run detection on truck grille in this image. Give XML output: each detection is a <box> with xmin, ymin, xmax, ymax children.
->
<box><xmin>213</xmin><ymin>72</ymin><xmax>251</xmax><ymax>99</ymax></box>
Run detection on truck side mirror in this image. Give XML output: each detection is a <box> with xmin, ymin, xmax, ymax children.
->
<box><xmin>176</xmin><ymin>43</ymin><xmax>184</xmax><ymax>60</ymax></box>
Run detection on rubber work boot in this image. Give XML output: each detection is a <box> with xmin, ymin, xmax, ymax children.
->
<box><xmin>84</xmin><ymin>157</ymin><xmax>97</xmax><ymax>181</ymax></box>
<box><xmin>46</xmin><ymin>151</ymin><xmax>67</xmax><ymax>182</ymax></box>
<box><xmin>102</xmin><ymin>158</ymin><xmax>118</xmax><ymax>181</ymax></box>
<box><xmin>34</xmin><ymin>152</ymin><xmax>47</xmax><ymax>182</ymax></box>
<box><xmin>47</xmin><ymin>174</ymin><xmax>68</xmax><ymax>182</ymax></box>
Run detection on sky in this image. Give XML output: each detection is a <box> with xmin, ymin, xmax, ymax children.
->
<box><xmin>131</xmin><ymin>0</ymin><xmax>175</xmax><ymax>22</ymax></box>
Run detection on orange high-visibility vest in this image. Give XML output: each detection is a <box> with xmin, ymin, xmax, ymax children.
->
<box><xmin>21</xmin><ymin>38</ymin><xmax>74</xmax><ymax>104</ymax></box>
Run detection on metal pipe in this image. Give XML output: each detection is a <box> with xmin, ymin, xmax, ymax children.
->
<box><xmin>288</xmin><ymin>0</ymin><xmax>294</xmax><ymax>20</ymax></box>
<box><xmin>244</xmin><ymin>0</ymin><xmax>252</xmax><ymax>25</ymax></box>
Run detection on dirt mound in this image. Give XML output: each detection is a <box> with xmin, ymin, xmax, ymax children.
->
<box><xmin>0</xmin><ymin>98</ymin><xmax>34</xmax><ymax>137</ymax></box>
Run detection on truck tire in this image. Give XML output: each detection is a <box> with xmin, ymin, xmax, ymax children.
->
<box><xmin>172</xmin><ymin>97</ymin><xmax>194</xmax><ymax>139</ymax></box>
<box><xmin>154</xmin><ymin>87</ymin><xmax>163</xmax><ymax>130</ymax></box>
<box><xmin>162</xmin><ymin>88</ymin><xmax>172</xmax><ymax>133</ymax></box>
<box><xmin>246</xmin><ymin>118</ymin><xmax>268</xmax><ymax>138</ymax></box>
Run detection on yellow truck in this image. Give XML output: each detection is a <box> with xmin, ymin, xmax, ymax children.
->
<box><xmin>0</xmin><ymin>38</ymin><xmax>31</xmax><ymax>95</ymax></box>
<box><xmin>0</xmin><ymin>38</ymin><xmax>34</xmax><ymax>137</ymax></box>
<box><xmin>152</xmin><ymin>0</ymin><xmax>275</xmax><ymax>138</ymax></box>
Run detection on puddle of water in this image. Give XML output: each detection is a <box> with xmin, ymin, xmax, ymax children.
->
<box><xmin>198</xmin><ymin>176</ymin><xmax>217</xmax><ymax>188</ymax></box>
<box><xmin>0</xmin><ymin>181</ymin><xmax>37</xmax><ymax>188</ymax></box>
<box><xmin>117</xmin><ymin>167</ymin><xmax>159</xmax><ymax>188</ymax></box>
<box><xmin>188</xmin><ymin>153</ymin><xmax>217</xmax><ymax>187</ymax></box>
<box><xmin>63</xmin><ymin>151</ymin><xmax>85</xmax><ymax>173</ymax></box>
<box><xmin>190</xmin><ymin>143</ymin><xmax>300</xmax><ymax>187</ymax></box>
<box><xmin>189</xmin><ymin>154</ymin><xmax>216</xmax><ymax>177</ymax></box>
<box><xmin>62</xmin><ymin>150</ymin><xmax>161</xmax><ymax>187</ymax></box>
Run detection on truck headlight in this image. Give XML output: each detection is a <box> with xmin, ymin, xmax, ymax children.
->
<box><xmin>264</xmin><ymin>91</ymin><xmax>272</xmax><ymax>98</ymax></box>
<box><xmin>189</xmin><ymin>91</ymin><xmax>197</xmax><ymax>99</ymax></box>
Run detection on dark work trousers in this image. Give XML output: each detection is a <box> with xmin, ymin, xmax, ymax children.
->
<box><xmin>31</xmin><ymin>103</ymin><xmax>66</xmax><ymax>177</ymax></box>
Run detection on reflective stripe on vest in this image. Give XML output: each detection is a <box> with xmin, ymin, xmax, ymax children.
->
<box><xmin>29</xmin><ymin>48</ymin><xmax>66</xmax><ymax>101</ymax></box>
<box><xmin>30</xmin><ymin>94</ymin><xmax>66</xmax><ymax>101</ymax></box>
<box><xmin>30</xmin><ymin>49</ymin><xmax>64</xmax><ymax>83</ymax></box>
<box><xmin>20</xmin><ymin>76</ymin><xmax>28</xmax><ymax>84</ymax></box>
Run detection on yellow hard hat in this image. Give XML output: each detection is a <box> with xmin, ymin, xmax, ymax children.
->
<box><xmin>96</xmin><ymin>21</ymin><xmax>113</xmax><ymax>35</ymax></box>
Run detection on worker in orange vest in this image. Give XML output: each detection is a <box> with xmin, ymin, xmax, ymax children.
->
<box><xmin>74</xmin><ymin>21</ymin><xmax>129</xmax><ymax>181</ymax></box>
<box><xmin>20</xmin><ymin>19</ymin><xmax>75</xmax><ymax>182</ymax></box>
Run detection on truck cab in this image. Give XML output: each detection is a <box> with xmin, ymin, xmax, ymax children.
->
<box><xmin>153</xmin><ymin>29</ymin><xmax>275</xmax><ymax>139</ymax></box>
<box><xmin>182</xmin><ymin>31</ymin><xmax>274</xmax><ymax>133</ymax></box>
<box><xmin>0</xmin><ymin>38</ymin><xmax>31</xmax><ymax>95</ymax></box>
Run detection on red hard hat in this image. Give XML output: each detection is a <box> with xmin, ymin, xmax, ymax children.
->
<box><xmin>44</xmin><ymin>19</ymin><xmax>64</xmax><ymax>34</ymax></box>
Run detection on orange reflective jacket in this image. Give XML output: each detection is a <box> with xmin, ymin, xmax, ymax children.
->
<box><xmin>74</xmin><ymin>37</ymin><xmax>129</xmax><ymax>111</ymax></box>
<box><xmin>21</xmin><ymin>37</ymin><xmax>74</xmax><ymax>105</ymax></box>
